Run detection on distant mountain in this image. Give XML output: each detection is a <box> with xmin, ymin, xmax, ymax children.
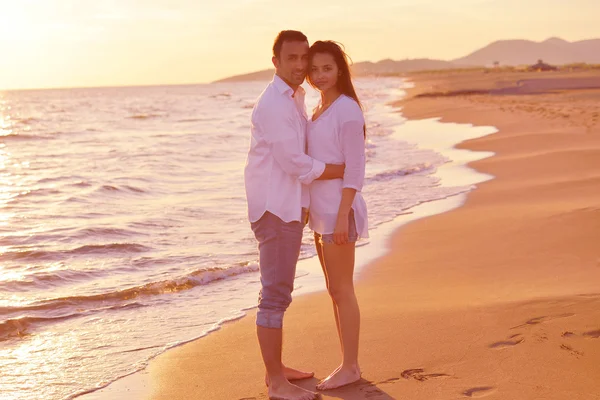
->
<box><xmin>453</xmin><ymin>37</ymin><xmax>600</xmax><ymax>67</ymax></box>
<box><xmin>215</xmin><ymin>69</ymin><xmax>275</xmax><ymax>83</ymax></box>
<box><xmin>214</xmin><ymin>58</ymin><xmax>456</xmax><ymax>83</ymax></box>
<box><xmin>351</xmin><ymin>58</ymin><xmax>457</xmax><ymax>74</ymax></box>
<box><xmin>215</xmin><ymin>37</ymin><xmax>600</xmax><ymax>82</ymax></box>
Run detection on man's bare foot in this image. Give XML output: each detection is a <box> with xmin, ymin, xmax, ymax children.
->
<box><xmin>268</xmin><ymin>379</ymin><xmax>317</xmax><ymax>400</ymax></box>
<box><xmin>316</xmin><ymin>365</ymin><xmax>361</xmax><ymax>390</ymax></box>
<box><xmin>265</xmin><ymin>366</ymin><xmax>314</xmax><ymax>387</ymax></box>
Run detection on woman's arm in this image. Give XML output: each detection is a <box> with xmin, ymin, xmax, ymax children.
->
<box><xmin>333</xmin><ymin>119</ymin><xmax>366</xmax><ymax>245</ymax></box>
<box><xmin>333</xmin><ymin>188</ymin><xmax>357</xmax><ymax>245</ymax></box>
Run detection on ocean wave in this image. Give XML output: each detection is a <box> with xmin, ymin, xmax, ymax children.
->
<box><xmin>14</xmin><ymin>117</ymin><xmax>41</xmax><ymax>125</ymax></box>
<box><xmin>365</xmin><ymin>163</ymin><xmax>435</xmax><ymax>184</ymax></box>
<box><xmin>176</xmin><ymin>118</ymin><xmax>209</xmax><ymax>123</ymax></box>
<box><xmin>72</xmin><ymin>227</ymin><xmax>143</xmax><ymax>240</ymax></box>
<box><xmin>63</xmin><ymin>242</ymin><xmax>150</xmax><ymax>254</ymax></box>
<box><xmin>365</xmin><ymin>120</ymin><xmax>395</xmax><ymax>137</ymax></box>
<box><xmin>0</xmin><ymin>132</ymin><xmax>50</xmax><ymax>141</ymax></box>
<box><xmin>0</xmin><ymin>267</ymin><xmax>108</xmax><ymax>292</ymax></box>
<box><xmin>0</xmin><ymin>302</ymin><xmax>146</xmax><ymax>341</ymax></box>
<box><xmin>36</xmin><ymin>176</ymin><xmax>85</xmax><ymax>184</ymax></box>
<box><xmin>0</xmin><ymin>315</ymin><xmax>73</xmax><ymax>341</ymax></box>
<box><xmin>12</xmin><ymin>187</ymin><xmax>62</xmax><ymax>200</ymax></box>
<box><xmin>209</xmin><ymin>92</ymin><xmax>232</xmax><ymax>99</ymax></box>
<box><xmin>127</xmin><ymin>114</ymin><xmax>163</xmax><ymax>120</ymax></box>
<box><xmin>2</xmin><ymin>243</ymin><xmax>151</xmax><ymax>262</ymax></box>
<box><xmin>69</xmin><ymin>180</ymin><xmax>93</xmax><ymax>188</ymax></box>
<box><xmin>96</xmin><ymin>184</ymin><xmax>147</xmax><ymax>194</ymax></box>
<box><xmin>0</xmin><ymin>263</ymin><xmax>259</xmax><ymax>317</ymax></box>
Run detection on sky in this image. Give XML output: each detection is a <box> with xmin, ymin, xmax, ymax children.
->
<box><xmin>1</xmin><ymin>0</ymin><xmax>599</xmax><ymax>90</ymax></box>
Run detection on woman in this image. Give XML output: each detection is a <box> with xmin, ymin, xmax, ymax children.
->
<box><xmin>306</xmin><ymin>40</ymin><xmax>368</xmax><ymax>390</ymax></box>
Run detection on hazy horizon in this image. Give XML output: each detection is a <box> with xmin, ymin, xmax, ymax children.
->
<box><xmin>1</xmin><ymin>0</ymin><xmax>599</xmax><ymax>90</ymax></box>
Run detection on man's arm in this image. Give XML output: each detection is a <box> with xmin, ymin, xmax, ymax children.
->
<box><xmin>257</xmin><ymin>107</ymin><xmax>325</xmax><ymax>184</ymax></box>
<box><xmin>256</xmin><ymin>105</ymin><xmax>346</xmax><ymax>182</ymax></box>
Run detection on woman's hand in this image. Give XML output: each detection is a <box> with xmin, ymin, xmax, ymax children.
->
<box><xmin>333</xmin><ymin>213</ymin><xmax>349</xmax><ymax>245</ymax></box>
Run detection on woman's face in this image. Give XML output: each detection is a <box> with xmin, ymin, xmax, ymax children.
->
<box><xmin>309</xmin><ymin>52</ymin><xmax>339</xmax><ymax>93</ymax></box>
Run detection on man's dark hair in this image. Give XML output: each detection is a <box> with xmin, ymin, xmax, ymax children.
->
<box><xmin>272</xmin><ymin>30</ymin><xmax>308</xmax><ymax>58</ymax></box>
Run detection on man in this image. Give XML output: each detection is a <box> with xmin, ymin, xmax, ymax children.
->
<box><xmin>244</xmin><ymin>30</ymin><xmax>345</xmax><ymax>400</ymax></box>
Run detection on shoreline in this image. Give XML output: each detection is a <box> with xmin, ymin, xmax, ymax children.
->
<box><xmin>77</xmin><ymin>83</ymin><xmax>498</xmax><ymax>399</ymax></box>
<box><xmin>83</xmin><ymin>71</ymin><xmax>600</xmax><ymax>400</ymax></box>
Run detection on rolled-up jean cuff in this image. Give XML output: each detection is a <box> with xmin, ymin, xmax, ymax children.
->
<box><xmin>256</xmin><ymin>309</ymin><xmax>285</xmax><ymax>329</ymax></box>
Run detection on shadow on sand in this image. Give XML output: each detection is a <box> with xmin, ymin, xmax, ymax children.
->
<box><xmin>297</xmin><ymin>377</ymin><xmax>397</xmax><ymax>400</ymax></box>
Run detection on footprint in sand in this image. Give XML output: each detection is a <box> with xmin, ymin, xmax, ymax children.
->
<box><xmin>463</xmin><ymin>386</ymin><xmax>497</xmax><ymax>398</ymax></box>
<box><xmin>358</xmin><ymin>381</ymin><xmax>389</xmax><ymax>399</ymax></box>
<box><xmin>561</xmin><ymin>344</ymin><xmax>584</xmax><ymax>357</ymax></box>
<box><xmin>511</xmin><ymin>313</ymin><xmax>575</xmax><ymax>329</ymax></box>
<box><xmin>377</xmin><ymin>377</ymin><xmax>400</xmax><ymax>384</ymax></box>
<box><xmin>535</xmin><ymin>333</ymin><xmax>549</xmax><ymax>342</ymax></box>
<box><xmin>562</xmin><ymin>329</ymin><xmax>600</xmax><ymax>339</ymax></box>
<box><xmin>489</xmin><ymin>334</ymin><xmax>524</xmax><ymax>349</ymax></box>
<box><xmin>363</xmin><ymin>388</ymin><xmax>386</xmax><ymax>398</ymax></box>
<box><xmin>401</xmin><ymin>368</ymin><xmax>450</xmax><ymax>381</ymax></box>
<box><xmin>583</xmin><ymin>329</ymin><xmax>600</xmax><ymax>339</ymax></box>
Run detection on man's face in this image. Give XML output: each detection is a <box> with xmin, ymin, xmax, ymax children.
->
<box><xmin>273</xmin><ymin>40</ymin><xmax>309</xmax><ymax>87</ymax></box>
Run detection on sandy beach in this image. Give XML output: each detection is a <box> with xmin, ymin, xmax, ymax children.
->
<box><xmin>110</xmin><ymin>70</ymin><xmax>600</xmax><ymax>400</ymax></box>
<box><xmin>4</xmin><ymin>3</ymin><xmax>600</xmax><ymax>399</ymax></box>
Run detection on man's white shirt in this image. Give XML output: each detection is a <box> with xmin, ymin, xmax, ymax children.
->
<box><xmin>244</xmin><ymin>75</ymin><xmax>326</xmax><ymax>223</ymax></box>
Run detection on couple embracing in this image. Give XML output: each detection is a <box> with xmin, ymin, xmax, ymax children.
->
<box><xmin>244</xmin><ymin>30</ymin><xmax>368</xmax><ymax>400</ymax></box>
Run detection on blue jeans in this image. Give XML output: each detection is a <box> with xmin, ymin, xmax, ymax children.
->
<box><xmin>250</xmin><ymin>210</ymin><xmax>306</xmax><ymax>329</ymax></box>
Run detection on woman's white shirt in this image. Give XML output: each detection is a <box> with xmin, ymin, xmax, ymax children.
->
<box><xmin>306</xmin><ymin>95</ymin><xmax>369</xmax><ymax>238</ymax></box>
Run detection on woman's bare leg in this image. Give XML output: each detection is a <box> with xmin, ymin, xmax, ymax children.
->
<box><xmin>316</xmin><ymin>242</ymin><xmax>361</xmax><ymax>390</ymax></box>
<box><xmin>314</xmin><ymin>232</ymin><xmax>342</xmax><ymax>350</ymax></box>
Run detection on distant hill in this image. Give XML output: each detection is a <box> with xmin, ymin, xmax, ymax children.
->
<box><xmin>214</xmin><ymin>37</ymin><xmax>600</xmax><ymax>82</ymax></box>
<box><xmin>215</xmin><ymin>69</ymin><xmax>276</xmax><ymax>83</ymax></box>
<box><xmin>453</xmin><ymin>37</ymin><xmax>600</xmax><ymax>67</ymax></box>
<box><xmin>351</xmin><ymin>58</ymin><xmax>457</xmax><ymax>74</ymax></box>
<box><xmin>214</xmin><ymin>58</ymin><xmax>457</xmax><ymax>83</ymax></box>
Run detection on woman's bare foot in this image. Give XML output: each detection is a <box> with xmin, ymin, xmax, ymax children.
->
<box><xmin>265</xmin><ymin>366</ymin><xmax>314</xmax><ymax>386</ymax></box>
<box><xmin>316</xmin><ymin>365</ymin><xmax>361</xmax><ymax>390</ymax></box>
<box><xmin>268</xmin><ymin>379</ymin><xmax>317</xmax><ymax>400</ymax></box>
<box><xmin>320</xmin><ymin>365</ymin><xmax>341</xmax><ymax>382</ymax></box>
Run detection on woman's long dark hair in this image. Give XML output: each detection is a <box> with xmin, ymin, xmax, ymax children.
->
<box><xmin>307</xmin><ymin>41</ymin><xmax>363</xmax><ymax>109</ymax></box>
<box><xmin>307</xmin><ymin>41</ymin><xmax>366</xmax><ymax>137</ymax></box>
